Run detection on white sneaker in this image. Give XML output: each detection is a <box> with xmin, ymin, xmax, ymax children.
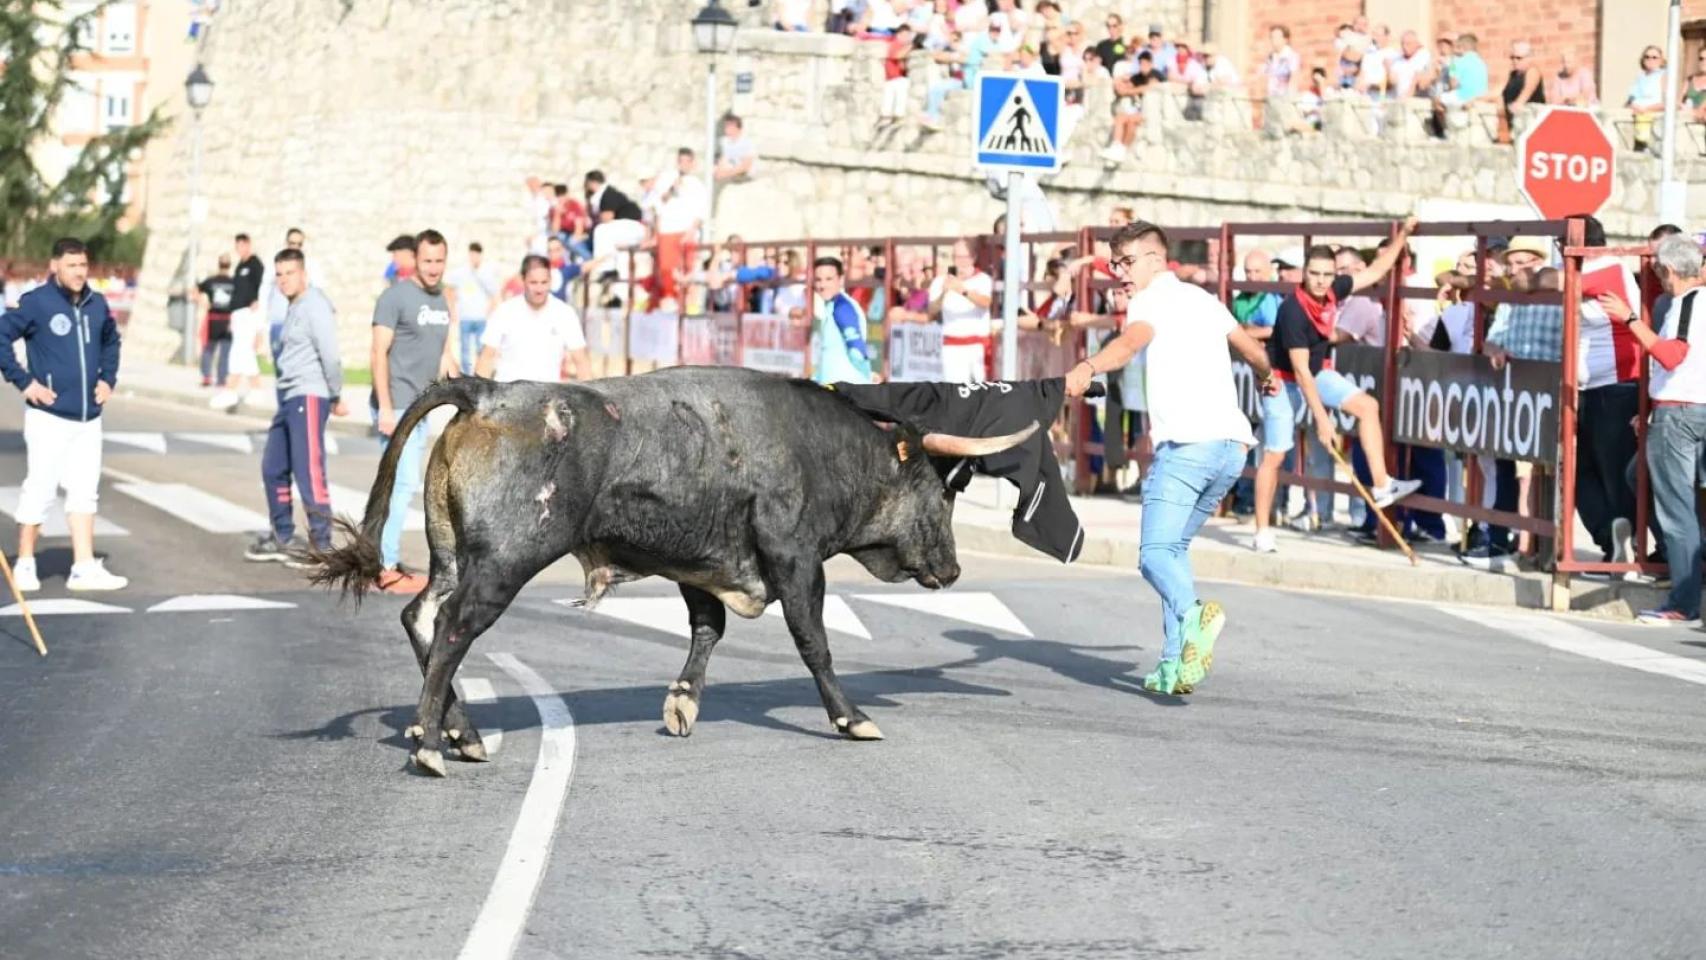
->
<box><xmin>12</xmin><ymin>557</ymin><xmax>39</xmax><ymax>593</ymax></box>
<box><xmin>1252</xmin><ymin>529</ymin><xmax>1279</xmax><ymax>553</ymax></box>
<box><xmin>1611</xmin><ymin>517</ymin><xmax>1639</xmax><ymax>581</ymax></box>
<box><xmin>67</xmin><ymin>558</ymin><xmax>128</xmax><ymax>592</ymax></box>
<box><xmin>1371</xmin><ymin>477</ymin><xmax>1424</xmax><ymax>509</ymax></box>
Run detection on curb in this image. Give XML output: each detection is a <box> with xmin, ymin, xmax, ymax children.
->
<box><xmin>953</xmin><ymin>520</ymin><xmax>1666</xmax><ymax>622</ymax></box>
<box><xmin>119</xmin><ymin>383</ymin><xmax>378</xmax><ymax>439</ymax></box>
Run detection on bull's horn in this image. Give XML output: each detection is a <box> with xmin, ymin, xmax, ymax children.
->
<box><xmin>920</xmin><ymin>421</ymin><xmax>1039</xmax><ymax>458</ymax></box>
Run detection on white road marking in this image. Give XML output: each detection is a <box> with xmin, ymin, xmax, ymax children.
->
<box><xmin>461</xmin><ymin>653</ymin><xmax>576</xmax><ymax>960</ymax></box>
<box><xmin>561</xmin><ymin>596</ymin><xmax>689</xmax><ymax>638</ymax></box>
<box><xmin>112</xmin><ymin>481</ymin><xmax>270</xmax><ymax>534</ymax></box>
<box><xmin>329</xmin><ymin>484</ymin><xmax>423</xmax><ymax>530</ymax></box>
<box><xmin>0</xmin><ymin>486</ymin><xmax>128</xmax><ymax>537</ymax></box>
<box><xmin>764</xmin><ymin>594</ymin><xmax>871</xmax><ymax>639</ymax></box>
<box><xmin>1441</xmin><ymin>606</ymin><xmax>1706</xmax><ymax>687</ymax></box>
<box><xmin>0</xmin><ymin>599</ymin><xmax>130</xmax><ymax>616</ymax></box>
<box><xmin>857</xmin><ymin>591</ymin><xmax>1033</xmax><ymax>637</ymax></box>
<box><xmin>455</xmin><ymin>676</ymin><xmax>504</xmax><ymax>755</ymax></box>
<box><xmin>174</xmin><ymin>431</ymin><xmax>254</xmax><ymax>454</ymax></box>
<box><xmin>104</xmin><ymin>431</ymin><xmax>168</xmax><ymax>454</ymax></box>
<box><xmin>146</xmin><ymin>594</ymin><xmax>297</xmax><ymax>613</ymax></box>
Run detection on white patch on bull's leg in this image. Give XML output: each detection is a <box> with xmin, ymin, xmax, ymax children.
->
<box><xmin>543</xmin><ymin>402</ymin><xmax>571</xmax><ymax>442</ymax></box>
<box><xmin>846</xmin><ymin>719</ymin><xmax>885</xmax><ymax>741</ymax></box>
<box><xmin>413</xmin><ymin>593</ymin><xmax>440</xmax><ymax>645</ymax></box>
<box><xmin>414</xmin><ymin>748</ymin><xmax>447</xmax><ymax>777</ymax></box>
<box><xmin>534</xmin><ymin>482</ymin><xmax>555</xmax><ymax>526</ymax></box>
<box><xmin>662</xmin><ymin>688</ymin><xmax>700</xmax><ymax>737</ymax></box>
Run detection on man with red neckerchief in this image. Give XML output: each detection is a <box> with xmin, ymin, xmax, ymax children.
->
<box><xmin>1250</xmin><ymin>218</ymin><xmax>1424</xmax><ymax>554</ymax></box>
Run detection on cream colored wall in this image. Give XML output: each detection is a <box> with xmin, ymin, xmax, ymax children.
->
<box><xmin>1602</xmin><ymin>0</ymin><xmax>1668</xmax><ymax>110</ymax></box>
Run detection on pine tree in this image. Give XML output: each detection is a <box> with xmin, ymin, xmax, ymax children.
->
<box><xmin>0</xmin><ymin>0</ymin><xmax>167</xmax><ymax>261</ymax></box>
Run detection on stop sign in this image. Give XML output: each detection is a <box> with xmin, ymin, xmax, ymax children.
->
<box><xmin>1516</xmin><ymin>107</ymin><xmax>1617</xmax><ymax>219</ymax></box>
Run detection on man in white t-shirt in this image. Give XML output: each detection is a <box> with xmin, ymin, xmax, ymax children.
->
<box><xmin>475</xmin><ymin>255</ymin><xmax>591</xmax><ymax>383</ymax></box>
<box><xmin>927</xmin><ymin>239</ymin><xmax>995</xmax><ymax>382</ymax></box>
<box><xmin>1065</xmin><ymin>220</ymin><xmax>1274</xmax><ymax>696</ymax></box>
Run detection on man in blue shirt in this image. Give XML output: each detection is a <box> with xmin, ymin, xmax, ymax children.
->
<box><xmin>800</xmin><ymin>256</ymin><xmax>873</xmax><ymax>385</ymax></box>
<box><xmin>0</xmin><ymin>238</ymin><xmax>127</xmax><ymax>592</ymax></box>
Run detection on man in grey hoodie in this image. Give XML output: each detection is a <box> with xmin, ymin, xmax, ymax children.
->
<box><xmin>244</xmin><ymin>247</ymin><xmax>345</xmax><ymax>565</ymax></box>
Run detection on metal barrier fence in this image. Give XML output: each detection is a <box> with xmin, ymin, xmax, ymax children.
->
<box><xmin>579</xmin><ymin>218</ymin><xmax>1665</xmax><ymax>588</ymax></box>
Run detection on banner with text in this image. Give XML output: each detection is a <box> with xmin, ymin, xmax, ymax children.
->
<box><xmin>628</xmin><ymin>311</ymin><xmax>681</xmax><ymax>365</ymax></box>
<box><xmin>739</xmin><ymin>313</ymin><xmax>809</xmax><ymax>377</ymax></box>
<box><xmin>889</xmin><ymin>324</ymin><xmax>944</xmax><ymax>381</ymax></box>
<box><xmin>680</xmin><ymin>313</ymin><xmax>741</xmax><ymax>367</ymax></box>
<box><xmin>1231</xmin><ymin>345</ymin><xmax>1560</xmax><ymax>463</ymax></box>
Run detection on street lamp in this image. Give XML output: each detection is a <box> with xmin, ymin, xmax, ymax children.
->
<box><xmin>692</xmin><ymin>0</ymin><xmax>737</xmax><ymax>253</ymax></box>
<box><xmin>182</xmin><ymin>64</ymin><xmax>213</xmax><ymax>364</ymax></box>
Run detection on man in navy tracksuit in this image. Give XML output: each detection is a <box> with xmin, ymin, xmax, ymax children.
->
<box><xmin>0</xmin><ymin>238</ymin><xmax>127</xmax><ymax>592</ymax></box>
<box><xmin>244</xmin><ymin>248</ymin><xmax>345</xmax><ymax>566</ymax></box>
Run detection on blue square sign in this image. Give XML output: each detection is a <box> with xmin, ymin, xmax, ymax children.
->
<box><xmin>973</xmin><ymin>73</ymin><xmax>1063</xmax><ymax>172</ymax></box>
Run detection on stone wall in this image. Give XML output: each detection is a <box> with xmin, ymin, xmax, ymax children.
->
<box><xmin>129</xmin><ymin>0</ymin><xmax>1706</xmax><ymax>363</ymax></box>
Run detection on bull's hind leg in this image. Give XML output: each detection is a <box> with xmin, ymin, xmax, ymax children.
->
<box><xmin>664</xmin><ymin>585</ymin><xmax>727</xmax><ymax>737</ymax></box>
<box><xmin>774</xmin><ymin>559</ymin><xmax>883</xmax><ymax>741</ymax></box>
<box><xmin>411</xmin><ymin>565</ymin><xmax>519</xmax><ymax>777</ymax></box>
<box><xmin>400</xmin><ymin>557</ymin><xmax>488</xmax><ymax>762</ymax></box>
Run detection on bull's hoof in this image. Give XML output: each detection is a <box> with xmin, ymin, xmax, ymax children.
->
<box><xmin>405</xmin><ymin>724</ymin><xmax>424</xmax><ymax>741</ymax></box>
<box><xmin>834</xmin><ymin>716</ymin><xmax>885</xmax><ymax>741</ymax></box>
<box><xmin>445</xmin><ymin>727</ymin><xmax>462</xmax><ymax>742</ymax></box>
<box><xmin>413</xmin><ymin>748</ymin><xmax>447</xmax><ymax>778</ymax></box>
<box><xmin>662</xmin><ymin>682</ymin><xmax>699</xmax><ymax>737</ymax></box>
<box><xmin>456</xmin><ymin>740</ymin><xmax>490</xmax><ymax>763</ymax></box>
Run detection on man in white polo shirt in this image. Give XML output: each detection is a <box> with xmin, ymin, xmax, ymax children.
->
<box><xmin>1065</xmin><ymin>220</ymin><xmax>1275</xmax><ymax>696</ymax></box>
<box><xmin>928</xmin><ymin>238</ymin><xmax>996</xmax><ymax>382</ymax></box>
<box><xmin>475</xmin><ymin>255</ymin><xmax>592</xmax><ymax>383</ymax></box>
<box><xmin>1601</xmin><ymin>235</ymin><xmax>1705</xmax><ymax>625</ymax></box>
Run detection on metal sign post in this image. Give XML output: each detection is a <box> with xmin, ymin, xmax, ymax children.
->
<box><xmin>972</xmin><ymin>73</ymin><xmax>1063</xmax><ymax>383</ymax></box>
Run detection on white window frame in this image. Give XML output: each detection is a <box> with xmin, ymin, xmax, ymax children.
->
<box><xmin>101</xmin><ymin>2</ymin><xmax>137</xmax><ymax>55</ymax></box>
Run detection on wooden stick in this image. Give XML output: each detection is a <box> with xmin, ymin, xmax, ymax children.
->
<box><xmin>0</xmin><ymin>552</ymin><xmax>47</xmax><ymax>656</ymax></box>
<box><xmin>1327</xmin><ymin>443</ymin><xmax>1419</xmax><ymax>568</ymax></box>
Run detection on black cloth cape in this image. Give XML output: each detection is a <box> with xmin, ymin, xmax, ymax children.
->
<box><xmin>833</xmin><ymin>379</ymin><xmax>1085</xmax><ymax>563</ymax></box>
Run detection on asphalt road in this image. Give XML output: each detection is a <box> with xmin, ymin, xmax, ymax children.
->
<box><xmin>1</xmin><ymin>393</ymin><xmax>1704</xmax><ymax>960</ymax></box>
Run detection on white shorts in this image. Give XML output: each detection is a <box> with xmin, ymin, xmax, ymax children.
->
<box><xmin>940</xmin><ymin>343</ymin><xmax>987</xmax><ymax>383</ymax></box>
<box><xmin>17</xmin><ymin>407</ymin><xmax>104</xmax><ymax>524</ymax></box>
<box><xmin>227</xmin><ymin>306</ymin><xmax>262</xmax><ymax>376</ymax></box>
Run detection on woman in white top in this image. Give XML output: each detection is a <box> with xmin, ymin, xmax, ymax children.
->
<box><xmin>927</xmin><ymin>238</ymin><xmax>996</xmax><ymax>382</ymax></box>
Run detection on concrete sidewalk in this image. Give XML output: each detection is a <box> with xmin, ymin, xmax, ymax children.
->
<box><xmin>117</xmin><ymin>358</ymin><xmax>1664</xmax><ymax>620</ymax></box>
<box><xmin>954</xmin><ymin>475</ymin><xmax>1666</xmax><ymax>621</ymax></box>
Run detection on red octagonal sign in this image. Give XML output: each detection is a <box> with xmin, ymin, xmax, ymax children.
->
<box><xmin>1516</xmin><ymin>107</ymin><xmax>1616</xmax><ymax>220</ymax></box>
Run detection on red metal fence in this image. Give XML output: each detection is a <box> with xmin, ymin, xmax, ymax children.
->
<box><xmin>582</xmin><ymin>218</ymin><xmax>1665</xmax><ymax>586</ymax></box>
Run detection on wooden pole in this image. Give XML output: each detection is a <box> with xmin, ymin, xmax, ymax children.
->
<box><xmin>1327</xmin><ymin>443</ymin><xmax>1419</xmax><ymax>567</ymax></box>
<box><xmin>0</xmin><ymin>552</ymin><xmax>46</xmax><ymax>656</ymax></box>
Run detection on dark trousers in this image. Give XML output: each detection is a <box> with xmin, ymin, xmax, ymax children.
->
<box><xmin>1398</xmin><ymin>446</ymin><xmax>1447</xmax><ymax>539</ymax></box>
<box><xmin>200</xmin><ymin>336</ymin><xmax>231</xmax><ymax>384</ymax></box>
<box><xmin>1487</xmin><ymin>459</ymin><xmax>1520</xmax><ymax>550</ymax></box>
<box><xmin>262</xmin><ymin>392</ymin><xmax>333</xmax><ymax>548</ymax></box>
<box><xmin>1577</xmin><ymin>382</ymin><xmax>1640</xmax><ymax>557</ymax></box>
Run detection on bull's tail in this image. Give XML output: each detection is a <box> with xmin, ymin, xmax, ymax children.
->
<box><xmin>304</xmin><ymin>378</ymin><xmax>491</xmax><ymax>602</ymax></box>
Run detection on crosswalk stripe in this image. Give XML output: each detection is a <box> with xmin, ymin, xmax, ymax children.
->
<box><xmin>105</xmin><ymin>431</ymin><xmax>168</xmax><ymax>454</ymax></box>
<box><xmin>763</xmin><ymin>595</ymin><xmax>871</xmax><ymax>639</ymax></box>
<box><xmin>0</xmin><ymin>599</ymin><xmax>130</xmax><ymax>616</ymax></box>
<box><xmin>558</xmin><ymin>597</ymin><xmax>689</xmax><ymax>638</ymax></box>
<box><xmin>329</xmin><ymin>484</ymin><xmax>423</xmax><ymax>530</ymax></box>
<box><xmin>146</xmin><ymin>594</ymin><xmax>298</xmax><ymax>612</ymax></box>
<box><xmin>0</xmin><ymin>486</ymin><xmax>129</xmax><ymax>538</ymax></box>
<box><xmin>174</xmin><ymin>432</ymin><xmax>254</xmax><ymax>454</ymax></box>
<box><xmin>855</xmin><ymin>592</ymin><xmax>1033</xmax><ymax>637</ymax></box>
<box><xmin>112</xmin><ymin>481</ymin><xmax>271</xmax><ymax>534</ymax></box>
<box><xmin>456</xmin><ymin>677</ymin><xmax>504</xmax><ymax>755</ymax></box>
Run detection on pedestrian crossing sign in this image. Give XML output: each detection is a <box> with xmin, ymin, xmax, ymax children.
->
<box><xmin>973</xmin><ymin>73</ymin><xmax>1063</xmax><ymax>172</ymax></box>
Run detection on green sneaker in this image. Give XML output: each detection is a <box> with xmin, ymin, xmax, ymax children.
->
<box><xmin>1178</xmin><ymin>601</ymin><xmax>1225</xmax><ymax>689</ymax></box>
<box><xmin>1142</xmin><ymin>657</ymin><xmax>1186</xmax><ymax>695</ymax></box>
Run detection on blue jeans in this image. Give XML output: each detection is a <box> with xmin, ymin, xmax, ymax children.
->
<box><xmin>373</xmin><ymin>411</ymin><xmax>428</xmax><ymax>570</ymax></box>
<box><xmin>923</xmin><ymin>79</ymin><xmax>963</xmax><ymax>121</ymax></box>
<box><xmin>1647</xmin><ymin>405</ymin><xmax>1706</xmax><ymax>617</ymax></box>
<box><xmin>459</xmin><ymin>318</ymin><xmax>487</xmax><ymax>376</ymax></box>
<box><xmin>1140</xmin><ymin>440</ymin><xmax>1247</xmax><ymax>661</ymax></box>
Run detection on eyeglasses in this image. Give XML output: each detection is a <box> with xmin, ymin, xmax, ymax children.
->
<box><xmin>1645</xmin><ymin>53</ymin><xmax>1663</xmax><ymax>61</ymax></box>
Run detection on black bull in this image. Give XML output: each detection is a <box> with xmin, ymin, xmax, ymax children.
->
<box><xmin>310</xmin><ymin>367</ymin><xmax>1037</xmax><ymax>776</ymax></box>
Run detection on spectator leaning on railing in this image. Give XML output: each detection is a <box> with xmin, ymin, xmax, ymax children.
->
<box><xmin>1628</xmin><ymin>45</ymin><xmax>1668</xmax><ymax>151</ymax></box>
<box><xmin>1599</xmin><ymin>237</ymin><xmax>1706</xmax><ymax>625</ymax></box>
<box><xmin>1683</xmin><ymin>48</ymin><xmax>1706</xmax><ymax>122</ymax></box>
<box><xmin>1554</xmin><ymin>48</ymin><xmax>1598</xmax><ymax>107</ymax></box>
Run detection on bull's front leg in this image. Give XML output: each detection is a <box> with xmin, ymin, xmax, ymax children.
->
<box><xmin>411</xmin><ymin>574</ymin><xmax>514</xmax><ymax>777</ymax></box>
<box><xmin>663</xmin><ymin>585</ymin><xmax>727</xmax><ymax>737</ymax></box>
<box><xmin>774</xmin><ymin>559</ymin><xmax>883</xmax><ymax>741</ymax></box>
